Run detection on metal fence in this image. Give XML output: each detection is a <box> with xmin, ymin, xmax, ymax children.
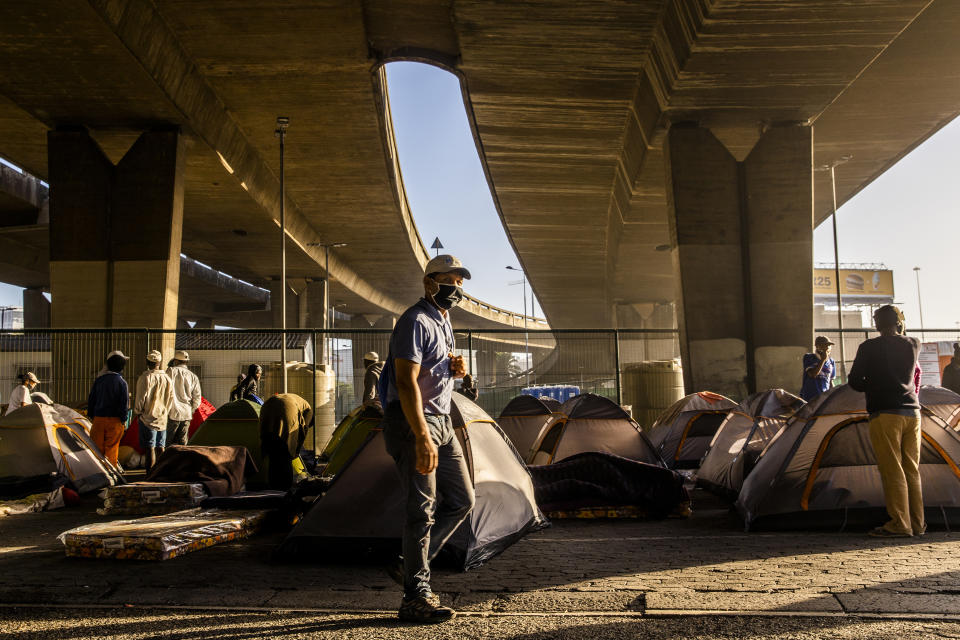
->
<box><xmin>6</xmin><ymin>326</ymin><xmax>949</xmax><ymax>450</ymax></box>
<box><xmin>814</xmin><ymin>328</ymin><xmax>960</xmax><ymax>385</ymax></box>
<box><xmin>0</xmin><ymin>328</ymin><xmax>683</xmax><ymax>449</ymax></box>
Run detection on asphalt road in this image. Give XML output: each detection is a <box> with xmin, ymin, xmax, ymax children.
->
<box><xmin>4</xmin><ymin>608</ymin><xmax>960</xmax><ymax>640</ymax></box>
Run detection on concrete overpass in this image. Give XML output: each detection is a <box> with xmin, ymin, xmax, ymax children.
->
<box><xmin>0</xmin><ymin>1</ymin><xmax>957</xmax><ymax>396</ymax></box>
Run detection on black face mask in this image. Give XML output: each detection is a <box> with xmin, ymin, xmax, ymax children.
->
<box><xmin>431</xmin><ymin>282</ymin><xmax>464</xmax><ymax>310</ymax></box>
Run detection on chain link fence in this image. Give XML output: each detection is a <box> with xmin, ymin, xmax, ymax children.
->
<box><xmin>813</xmin><ymin>328</ymin><xmax>960</xmax><ymax>385</ymax></box>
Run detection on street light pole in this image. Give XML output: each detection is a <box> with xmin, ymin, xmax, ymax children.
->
<box><xmin>507</xmin><ymin>265</ymin><xmax>530</xmax><ymax>386</ymax></box>
<box><xmin>275</xmin><ymin>116</ymin><xmax>289</xmax><ymax>393</ymax></box>
<box><xmin>821</xmin><ymin>155</ymin><xmax>851</xmax><ymax>383</ymax></box>
<box><xmin>307</xmin><ymin>241</ymin><xmax>347</xmax><ymax>363</ymax></box>
<box><xmin>914</xmin><ymin>267</ymin><xmax>925</xmax><ymax>342</ymax></box>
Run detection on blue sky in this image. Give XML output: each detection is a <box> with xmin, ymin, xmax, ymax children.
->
<box><xmin>1</xmin><ymin>61</ymin><xmax>956</xmax><ymax>330</ymax></box>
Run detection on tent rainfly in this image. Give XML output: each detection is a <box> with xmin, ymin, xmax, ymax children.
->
<box><xmin>498</xmin><ymin>395</ymin><xmax>561</xmax><ymax>461</ymax></box>
<box><xmin>527</xmin><ymin>393</ymin><xmax>663</xmax><ymax>467</ymax></box>
<box><xmin>646</xmin><ymin>392</ymin><xmax>739</xmax><ymax>469</ymax></box>
<box><xmin>188</xmin><ymin>399</ymin><xmax>266</xmax><ymax>486</ymax></box>
<box><xmin>697</xmin><ymin>389</ymin><xmax>805</xmax><ymax>499</ymax></box>
<box><xmin>0</xmin><ymin>403</ymin><xmax>121</xmax><ymax>496</ymax></box>
<box><xmin>276</xmin><ymin>393</ymin><xmax>547</xmax><ymax>569</ymax></box>
<box><xmin>320</xmin><ymin>405</ymin><xmax>383</xmax><ymax>477</ymax></box>
<box><xmin>736</xmin><ymin>384</ymin><xmax>960</xmax><ymax>531</ymax></box>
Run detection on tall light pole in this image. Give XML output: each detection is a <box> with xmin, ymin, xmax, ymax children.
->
<box><xmin>308</xmin><ymin>241</ymin><xmax>347</xmax><ymax>361</ymax></box>
<box><xmin>506</xmin><ymin>265</ymin><xmax>529</xmax><ymax>386</ymax></box>
<box><xmin>818</xmin><ymin>155</ymin><xmax>852</xmax><ymax>383</ymax></box>
<box><xmin>275</xmin><ymin>116</ymin><xmax>289</xmax><ymax>392</ymax></box>
<box><xmin>914</xmin><ymin>266</ymin><xmax>925</xmax><ymax>342</ymax></box>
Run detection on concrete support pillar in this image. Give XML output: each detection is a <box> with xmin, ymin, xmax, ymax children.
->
<box><xmin>304</xmin><ymin>279</ymin><xmax>326</xmax><ymax>329</ymax></box>
<box><xmin>47</xmin><ymin>127</ymin><xmax>185</xmax><ymax>403</ymax></box>
<box><xmin>666</xmin><ymin>123</ymin><xmax>812</xmax><ymax>399</ymax></box>
<box><xmin>23</xmin><ymin>288</ymin><xmax>50</xmax><ymax>328</ymax></box>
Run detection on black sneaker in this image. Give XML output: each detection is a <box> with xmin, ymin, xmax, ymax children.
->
<box><xmin>868</xmin><ymin>526</ymin><xmax>912</xmax><ymax>538</ymax></box>
<box><xmin>385</xmin><ymin>556</ymin><xmax>403</xmax><ymax>586</ymax></box>
<box><xmin>398</xmin><ymin>593</ymin><xmax>455</xmax><ymax>623</ymax></box>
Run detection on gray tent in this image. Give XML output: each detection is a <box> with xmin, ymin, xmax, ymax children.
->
<box><xmin>527</xmin><ymin>393</ymin><xmax>663</xmax><ymax>466</ymax></box>
<box><xmin>0</xmin><ymin>403</ymin><xmax>121</xmax><ymax>496</ymax></box>
<box><xmin>276</xmin><ymin>393</ymin><xmax>546</xmax><ymax>569</ymax></box>
<box><xmin>736</xmin><ymin>384</ymin><xmax>960</xmax><ymax>531</ymax></box>
<box><xmin>647</xmin><ymin>392</ymin><xmax>740</xmax><ymax>469</ymax></box>
<box><xmin>498</xmin><ymin>395</ymin><xmax>560</xmax><ymax>461</ymax></box>
<box><xmin>696</xmin><ymin>389</ymin><xmax>805</xmax><ymax>499</ymax></box>
<box><xmin>921</xmin><ymin>385</ymin><xmax>960</xmax><ymax>431</ymax></box>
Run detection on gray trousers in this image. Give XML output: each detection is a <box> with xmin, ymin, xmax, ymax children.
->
<box><xmin>383</xmin><ymin>402</ymin><xmax>475</xmax><ymax>599</ymax></box>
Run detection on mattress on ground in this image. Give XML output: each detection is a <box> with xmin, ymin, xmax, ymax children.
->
<box><xmin>97</xmin><ymin>482</ymin><xmax>207</xmax><ymax>515</ymax></box>
<box><xmin>59</xmin><ymin>508</ymin><xmax>267</xmax><ymax>560</ymax></box>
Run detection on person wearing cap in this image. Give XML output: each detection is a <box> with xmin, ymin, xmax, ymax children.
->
<box><xmin>88</xmin><ymin>351</ymin><xmax>131</xmax><ymax>466</ymax></box>
<box><xmin>848</xmin><ymin>304</ymin><xmax>923</xmax><ymax>538</ymax></box>
<box><xmin>134</xmin><ymin>350</ymin><xmax>174</xmax><ymax>473</ymax></box>
<box><xmin>800</xmin><ymin>336</ymin><xmax>837</xmax><ymax>402</ymax></box>
<box><xmin>361</xmin><ymin>351</ymin><xmax>383</xmax><ymax>407</ymax></box>
<box><xmin>377</xmin><ymin>254</ymin><xmax>476</xmax><ymax>623</ymax></box>
<box><xmin>942</xmin><ymin>343</ymin><xmax>960</xmax><ymax>396</ymax></box>
<box><xmin>456</xmin><ymin>373</ymin><xmax>479</xmax><ymax>402</ymax></box>
<box><xmin>166</xmin><ymin>350</ymin><xmax>202</xmax><ymax>446</ymax></box>
<box><xmin>6</xmin><ymin>371</ymin><xmax>39</xmax><ymax>415</ymax></box>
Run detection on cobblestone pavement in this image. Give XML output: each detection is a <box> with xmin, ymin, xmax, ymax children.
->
<box><xmin>2</xmin><ymin>489</ymin><xmax>960</xmax><ymax>620</ymax></box>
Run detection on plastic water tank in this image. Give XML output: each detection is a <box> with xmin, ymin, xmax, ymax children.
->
<box><xmin>622</xmin><ymin>360</ymin><xmax>684</xmax><ymax>430</ymax></box>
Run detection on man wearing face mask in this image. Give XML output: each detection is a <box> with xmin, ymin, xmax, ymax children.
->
<box><xmin>377</xmin><ymin>254</ymin><xmax>476</xmax><ymax>623</ymax></box>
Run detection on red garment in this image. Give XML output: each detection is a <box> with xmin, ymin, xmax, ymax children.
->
<box><xmin>915</xmin><ymin>365</ymin><xmax>922</xmax><ymax>395</ymax></box>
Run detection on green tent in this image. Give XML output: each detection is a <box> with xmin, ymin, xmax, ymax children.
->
<box><xmin>188</xmin><ymin>399</ymin><xmax>267</xmax><ymax>487</ymax></box>
<box><xmin>321</xmin><ymin>405</ymin><xmax>383</xmax><ymax>477</ymax></box>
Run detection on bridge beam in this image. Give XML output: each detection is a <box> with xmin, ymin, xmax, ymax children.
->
<box><xmin>666</xmin><ymin>123</ymin><xmax>813</xmax><ymax>399</ymax></box>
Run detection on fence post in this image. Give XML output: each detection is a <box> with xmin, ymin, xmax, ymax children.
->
<box><xmin>312</xmin><ymin>328</ymin><xmax>318</xmax><ymax>453</ymax></box>
<box><xmin>467</xmin><ymin>330</ymin><xmax>474</xmax><ymax>376</ymax></box>
<box><xmin>614</xmin><ymin>328</ymin><xmax>622</xmax><ymax>405</ymax></box>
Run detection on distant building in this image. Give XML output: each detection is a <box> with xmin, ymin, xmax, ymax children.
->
<box><xmin>0</xmin><ymin>307</ymin><xmax>23</xmax><ymax>329</ymax></box>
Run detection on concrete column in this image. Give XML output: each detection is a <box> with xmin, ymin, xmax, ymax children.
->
<box><xmin>666</xmin><ymin>123</ymin><xmax>812</xmax><ymax>398</ymax></box>
<box><xmin>23</xmin><ymin>288</ymin><xmax>50</xmax><ymax>328</ymax></box>
<box><xmin>47</xmin><ymin>127</ymin><xmax>185</xmax><ymax>403</ymax></box>
<box><xmin>304</xmin><ymin>279</ymin><xmax>326</xmax><ymax>329</ymax></box>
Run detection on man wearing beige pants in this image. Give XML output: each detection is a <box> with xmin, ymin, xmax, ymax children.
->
<box><xmin>848</xmin><ymin>304</ymin><xmax>923</xmax><ymax>538</ymax></box>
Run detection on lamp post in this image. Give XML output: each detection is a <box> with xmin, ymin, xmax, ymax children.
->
<box><xmin>506</xmin><ymin>265</ymin><xmax>529</xmax><ymax>386</ymax></box>
<box><xmin>275</xmin><ymin>116</ymin><xmax>289</xmax><ymax>392</ymax></box>
<box><xmin>817</xmin><ymin>155</ymin><xmax>852</xmax><ymax>383</ymax></box>
<box><xmin>914</xmin><ymin>267</ymin><xmax>925</xmax><ymax>342</ymax></box>
<box><xmin>307</xmin><ymin>242</ymin><xmax>347</xmax><ymax>362</ymax></box>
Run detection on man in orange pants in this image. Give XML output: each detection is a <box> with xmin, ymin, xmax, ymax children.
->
<box><xmin>88</xmin><ymin>350</ymin><xmax>131</xmax><ymax>467</ymax></box>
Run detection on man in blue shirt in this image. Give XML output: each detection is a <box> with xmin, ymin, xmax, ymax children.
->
<box><xmin>801</xmin><ymin>336</ymin><xmax>836</xmax><ymax>401</ymax></box>
<box><xmin>379</xmin><ymin>254</ymin><xmax>476</xmax><ymax>623</ymax></box>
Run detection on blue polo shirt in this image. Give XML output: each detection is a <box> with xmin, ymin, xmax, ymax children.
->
<box><xmin>800</xmin><ymin>353</ymin><xmax>835</xmax><ymax>402</ymax></box>
<box><xmin>379</xmin><ymin>298</ymin><xmax>455</xmax><ymax>415</ymax></box>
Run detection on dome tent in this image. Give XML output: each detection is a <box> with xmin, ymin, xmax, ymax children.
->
<box><xmin>920</xmin><ymin>385</ymin><xmax>960</xmax><ymax>430</ymax></box>
<box><xmin>527</xmin><ymin>393</ymin><xmax>663</xmax><ymax>467</ymax></box>
<box><xmin>498</xmin><ymin>394</ymin><xmax>561</xmax><ymax>461</ymax></box>
<box><xmin>320</xmin><ymin>404</ymin><xmax>383</xmax><ymax>477</ymax></box>
<box><xmin>697</xmin><ymin>389</ymin><xmax>805</xmax><ymax>499</ymax></box>
<box><xmin>736</xmin><ymin>384</ymin><xmax>960</xmax><ymax>531</ymax></box>
<box><xmin>0</xmin><ymin>403</ymin><xmax>121</xmax><ymax>496</ymax></box>
<box><xmin>646</xmin><ymin>392</ymin><xmax>739</xmax><ymax>469</ymax></box>
<box><xmin>188</xmin><ymin>399</ymin><xmax>266</xmax><ymax>486</ymax></box>
<box><xmin>276</xmin><ymin>393</ymin><xmax>546</xmax><ymax>569</ymax></box>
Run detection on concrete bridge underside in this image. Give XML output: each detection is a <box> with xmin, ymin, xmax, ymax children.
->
<box><xmin>0</xmin><ymin>0</ymin><xmax>957</xmax><ymax>395</ymax></box>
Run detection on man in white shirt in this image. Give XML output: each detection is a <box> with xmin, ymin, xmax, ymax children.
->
<box><xmin>166</xmin><ymin>350</ymin><xmax>201</xmax><ymax>445</ymax></box>
<box><xmin>135</xmin><ymin>350</ymin><xmax>174</xmax><ymax>473</ymax></box>
<box><xmin>6</xmin><ymin>372</ymin><xmax>39</xmax><ymax>415</ymax></box>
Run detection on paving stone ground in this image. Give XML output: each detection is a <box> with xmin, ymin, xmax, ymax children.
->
<box><xmin>2</xmin><ymin>488</ymin><xmax>960</xmax><ymax>621</ymax></box>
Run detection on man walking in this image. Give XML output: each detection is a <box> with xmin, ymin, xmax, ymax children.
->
<box><xmin>378</xmin><ymin>254</ymin><xmax>476</xmax><ymax>623</ymax></box>
<box><xmin>166</xmin><ymin>350</ymin><xmax>201</xmax><ymax>445</ymax></box>
<box><xmin>135</xmin><ymin>350</ymin><xmax>174</xmax><ymax>473</ymax></box>
<box><xmin>88</xmin><ymin>350</ymin><xmax>130</xmax><ymax>467</ymax></box>
<box><xmin>848</xmin><ymin>305</ymin><xmax>924</xmax><ymax>538</ymax></box>
<box><xmin>801</xmin><ymin>336</ymin><xmax>836</xmax><ymax>401</ymax></box>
